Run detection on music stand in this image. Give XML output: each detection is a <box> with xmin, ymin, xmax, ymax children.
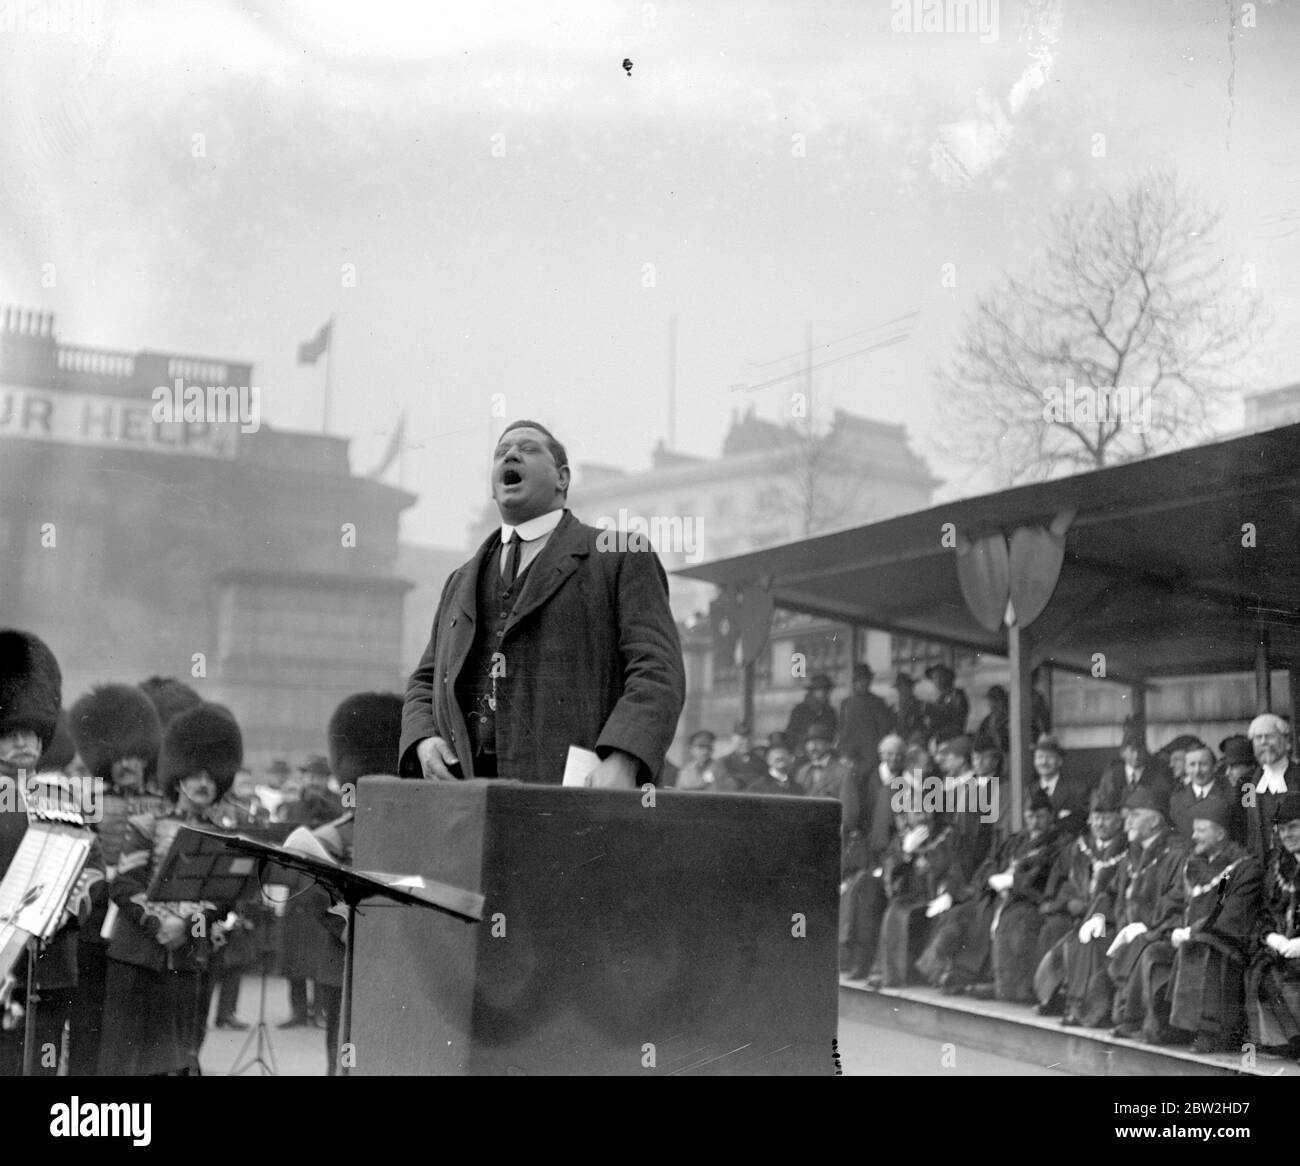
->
<box><xmin>0</xmin><ymin>785</ymin><xmax>95</xmax><ymax>1076</ymax></box>
<box><xmin>166</xmin><ymin>826</ymin><xmax>484</xmax><ymax>1077</ymax></box>
<box><xmin>147</xmin><ymin>824</ymin><xmax>274</xmax><ymax>1076</ymax></box>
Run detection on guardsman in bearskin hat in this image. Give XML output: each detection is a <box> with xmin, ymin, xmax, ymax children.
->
<box><xmin>66</xmin><ymin>684</ymin><xmax>165</xmax><ymax>1076</ymax></box>
<box><xmin>305</xmin><ymin>691</ymin><xmax>401</xmax><ymax>1074</ymax></box>
<box><xmin>98</xmin><ymin>702</ymin><xmax>242</xmax><ymax>1075</ymax></box>
<box><xmin>0</xmin><ymin>630</ymin><xmax>105</xmax><ymax>1076</ymax></box>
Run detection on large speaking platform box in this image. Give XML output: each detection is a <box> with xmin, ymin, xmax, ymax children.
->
<box><xmin>350</xmin><ymin>779</ymin><xmax>839</xmax><ymax>1075</ymax></box>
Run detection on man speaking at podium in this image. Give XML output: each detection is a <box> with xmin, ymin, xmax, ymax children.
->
<box><xmin>400</xmin><ymin>421</ymin><xmax>685</xmax><ymax>789</ymax></box>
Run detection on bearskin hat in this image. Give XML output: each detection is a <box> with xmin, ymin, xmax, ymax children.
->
<box><xmin>159</xmin><ymin>702</ymin><xmax>243</xmax><ymax>801</ymax></box>
<box><xmin>138</xmin><ymin>676</ymin><xmax>203</xmax><ymax>728</ymax></box>
<box><xmin>328</xmin><ymin>692</ymin><xmax>403</xmax><ymax>783</ymax></box>
<box><xmin>0</xmin><ymin>629</ymin><xmax>62</xmax><ymax>748</ymax></box>
<box><xmin>38</xmin><ymin>708</ymin><xmax>77</xmax><ymax>773</ymax></box>
<box><xmin>70</xmin><ymin>684</ymin><xmax>164</xmax><ymax>782</ymax></box>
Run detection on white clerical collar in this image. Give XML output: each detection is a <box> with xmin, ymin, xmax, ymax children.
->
<box><xmin>1258</xmin><ymin>761</ymin><xmax>1289</xmax><ymax>795</ymax></box>
<box><xmin>500</xmin><ymin>508</ymin><xmax>564</xmax><ymax>544</ymax></box>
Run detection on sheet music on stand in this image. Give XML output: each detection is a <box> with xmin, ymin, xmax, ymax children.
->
<box><xmin>0</xmin><ymin>777</ymin><xmax>96</xmax><ymax>985</ymax></box>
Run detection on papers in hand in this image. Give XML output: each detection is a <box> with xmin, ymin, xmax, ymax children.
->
<box><xmin>562</xmin><ymin>745</ymin><xmax>601</xmax><ymax>788</ymax></box>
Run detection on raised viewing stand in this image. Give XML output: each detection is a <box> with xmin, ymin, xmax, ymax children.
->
<box><xmin>840</xmin><ymin>978</ymin><xmax>1300</xmax><ymax>1077</ymax></box>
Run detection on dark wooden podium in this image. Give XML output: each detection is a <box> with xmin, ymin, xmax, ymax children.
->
<box><xmin>349</xmin><ymin>779</ymin><xmax>839</xmax><ymax>1075</ymax></box>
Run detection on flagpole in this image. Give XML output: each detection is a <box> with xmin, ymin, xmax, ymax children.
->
<box><xmin>322</xmin><ymin>313</ymin><xmax>336</xmax><ymax>434</ymax></box>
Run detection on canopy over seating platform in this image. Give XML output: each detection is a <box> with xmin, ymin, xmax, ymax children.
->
<box><xmin>677</xmin><ymin>422</ymin><xmax>1300</xmax><ymax>811</ymax></box>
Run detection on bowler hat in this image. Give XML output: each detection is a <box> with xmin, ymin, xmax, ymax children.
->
<box><xmin>1124</xmin><ymin>784</ymin><xmax>1168</xmax><ymax>818</ymax></box>
<box><xmin>1033</xmin><ymin>733</ymin><xmax>1065</xmax><ymax>757</ymax></box>
<box><xmin>807</xmin><ymin>674</ymin><xmax>832</xmax><ymax>691</ymax></box>
<box><xmin>1219</xmin><ymin>735</ymin><xmax>1254</xmax><ymax>768</ymax></box>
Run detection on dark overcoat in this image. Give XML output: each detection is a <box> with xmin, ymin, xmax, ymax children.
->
<box><xmin>399</xmin><ymin>510</ymin><xmax>686</xmax><ymax>784</ymax></box>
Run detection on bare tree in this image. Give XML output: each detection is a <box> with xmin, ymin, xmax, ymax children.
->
<box><xmin>935</xmin><ymin>171</ymin><xmax>1267</xmax><ymax>483</ymax></box>
<box><xmin>752</xmin><ymin>411</ymin><xmax>859</xmax><ymax>541</ymax></box>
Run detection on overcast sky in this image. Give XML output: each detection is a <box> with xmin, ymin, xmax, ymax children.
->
<box><xmin>2</xmin><ymin>0</ymin><xmax>1297</xmax><ymax>549</ymax></box>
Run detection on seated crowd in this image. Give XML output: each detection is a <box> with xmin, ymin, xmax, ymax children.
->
<box><xmin>673</xmin><ymin>664</ymin><xmax>1300</xmax><ymax>1062</ymax></box>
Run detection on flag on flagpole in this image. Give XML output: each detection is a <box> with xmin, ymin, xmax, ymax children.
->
<box><xmin>367</xmin><ymin>413</ymin><xmax>406</xmax><ymax>480</ymax></box>
<box><xmin>297</xmin><ymin>320</ymin><xmax>332</xmax><ymax>364</ymax></box>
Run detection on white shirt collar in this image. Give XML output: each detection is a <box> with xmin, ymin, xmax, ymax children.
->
<box><xmin>1039</xmin><ymin>775</ymin><xmax>1058</xmax><ymax>794</ymax></box>
<box><xmin>501</xmin><ymin>508</ymin><xmax>564</xmax><ymax>544</ymax></box>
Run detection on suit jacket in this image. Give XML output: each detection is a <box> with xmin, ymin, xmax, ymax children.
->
<box><xmin>1035</xmin><ymin>775</ymin><xmax>1090</xmax><ymax>836</ymax></box>
<box><xmin>838</xmin><ymin>693</ymin><xmax>894</xmax><ymax>766</ymax></box>
<box><xmin>1244</xmin><ymin>762</ymin><xmax>1298</xmax><ymax>865</ymax></box>
<box><xmin>1097</xmin><ymin>757</ymin><xmax>1174</xmax><ymax>808</ymax></box>
<box><xmin>399</xmin><ymin>510</ymin><xmax>685</xmax><ymax>784</ymax></box>
<box><xmin>1170</xmin><ymin>779</ymin><xmax>1245</xmax><ymax>846</ymax></box>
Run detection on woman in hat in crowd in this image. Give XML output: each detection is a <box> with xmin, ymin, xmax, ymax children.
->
<box><xmin>0</xmin><ymin>630</ymin><xmax>105</xmax><ymax>1077</ymax></box>
<box><xmin>67</xmin><ymin>683</ymin><xmax>166</xmax><ymax>1076</ymax></box>
<box><xmin>98</xmin><ymin>702</ymin><xmax>243</xmax><ymax>1074</ymax></box>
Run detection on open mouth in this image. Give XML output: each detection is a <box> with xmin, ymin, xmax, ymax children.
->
<box><xmin>501</xmin><ymin>468</ymin><xmax>523</xmax><ymax>487</ymax></box>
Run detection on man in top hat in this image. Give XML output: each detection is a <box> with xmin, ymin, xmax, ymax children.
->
<box><xmin>1032</xmin><ymin>785</ymin><xmax>1128</xmax><ymax>1026</ymax></box>
<box><xmin>1098</xmin><ymin>729</ymin><xmax>1174</xmax><ymax>808</ymax></box>
<box><xmin>1104</xmin><ymin>784</ymin><xmax>1186</xmax><ymax>1038</ymax></box>
<box><xmin>99</xmin><ymin>702</ymin><xmax>243</xmax><ymax>1075</ymax></box>
<box><xmin>924</xmin><ymin>663</ymin><xmax>969</xmax><ymax>746</ymax></box>
<box><xmin>1170</xmin><ymin>743</ymin><xmax>1244</xmax><ymax>847</ymax></box>
<box><xmin>1030</xmin><ymin>734</ymin><xmax>1089</xmax><ymax>837</ymax></box>
<box><xmin>838</xmin><ymin>664</ymin><xmax>893</xmax><ymax>771</ymax></box>
<box><xmin>786</xmin><ymin>675</ymin><xmax>838</xmax><ymax>756</ymax></box>
<box><xmin>673</xmin><ymin>729</ymin><xmax>719</xmax><ymax>791</ymax></box>
<box><xmin>67</xmin><ymin>683</ymin><xmax>166</xmax><ymax>1076</ymax></box>
<box><xmin>1244</xmin><ymin>792</ymin><xmax>1300</xmax><ymax>1058</ymax></box>
<box><xmin>714</xmin><ymin>721</ymin><xmax>765</xmax><ymax>791</ymax></box>
<box><xmin>0</xmin><ymin>630</ymin><xmax>105</xmax><ymax>1077</ymax></box>
<box><xmin>401</xmin><ymin>420</ymin><xmax>684</xmax><ymax>788</ymax></box>
<box><xmin>1132</xmin><ymin>796</ymin><xmax>1262</xmax><ymax>1053</ymax></box>
<box><xmin>1244</xmin><ymin>713</ymin><xmax>1297</xmax><ymax>865</ymax></box>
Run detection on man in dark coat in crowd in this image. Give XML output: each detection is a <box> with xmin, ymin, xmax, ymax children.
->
<box><xmin>714</xmin><ymin>721</ymin><xmax>765</xmax><ymax>791</ymax></box>
<box><xmin>796</xmin><ymin>725</ymin><xmax>853</xmax><ymax>801</ymax></box>
<box><xmin>67</xmin><ymin>683</ymin><xmax>166</xmax><ymax>1075</ymax></box>
<box><xmin>1032</xmin><ymin>786</ymin><xmax>1128</xmax><ymax>1025</ymax></box>
<box><xmin>893</xmin><ymin>673</ymin><xmax>930</xmax><ymax>744</ymax></box>
<box><xmin>841</xmin><ymin>733</ymin><xmax>907</xmax><ymax>980</ymax></box>
<box><xmin>0</xmin><ymin>630</ymin><xmax>105</xmax><ymax>1077</ymax></box>
<box><xmin>917</xmin><ymin>790</ymin><xmax>1064</xmax><ymax>1000</ymax></box>
<box><xmin>924</xmin><ymin>663</ymin><xmax>969</xmax><ymax>746</ymax></box>
<box><xmin>401</xmin><ymin>420</ymin><xmax>684</xmax><ymax>788</ymax></box>
<box><xmin>1105</xmin><ymin>784</ymin><xmax>1186</xmax><ymax>1040</ymax></box>
<box><xmin>1098</xmin><ymin>730</ymin><xmax>1174</xmax><ymax>808</ymax></box>
<box><xmin>1030</xmin><ymin>734</ymin><xmax>1089</xmax><ymax>838</ymax></box>
<box><xmin>1132</xmin><ymin>797</ymin><xmax>1262</xmax><ymax>1053</ymax></box>
<box><xmin>1170</xmin><ymin>743</ymin><xmax>1244</xmax><ymax>846</ymax></box>
<box><xmin>786</xmin><ymin>675</ymin><xmax>838</xmax><ymax>755</ymax></box>
<box><xmin>838</xmin><ymin>664</ymin><xmax>893</xmax><ymax>770</ymax></box>
<box><xmin>1244</xmin><ymin>713</ymin><xmax>1297</xmax><ymax>866</ymax></box>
